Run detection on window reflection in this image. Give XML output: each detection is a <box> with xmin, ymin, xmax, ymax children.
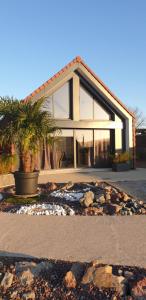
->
<box><xmin>53</xmin><ymin>130</ymin><xmax>74</xmax><ymax>168</ymax></box>
<box><xmin>54</xmin><ymin>82</ymin><xmax>70</xmax><ymax>119</ymax></box>
<box><xmin>80</xmin><ymin>86</ymin><xmax>93</xmax><ymax>119</ymax></box>
<box><xmin>76</xmin><ymin>130</ymin><xmax>94</xmax><ymax>167</ymax></box>
<box><xmin>80</xmin><ymin>85</ymin><xmax>110</xmax><ymax>120</ymax></box>
<box><xmin>94</xmin><ymin>101</ymin><xmax>110</xmax><ymax>120</ymax></box>
<box><xmin>94</xmin><ymin>130</ymin><xmax>111</xmax><ymax>167</ymax></box>
<box><xmin>43</xmin><ymin>82</ymin><xmax>70</xmax><ymax>119</ymax></box>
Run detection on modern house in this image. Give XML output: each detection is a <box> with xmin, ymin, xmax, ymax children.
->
<box><xmin>25</xmin><ymin>56</ymin><xmax>135</xmax><ymax>170</ymax></box>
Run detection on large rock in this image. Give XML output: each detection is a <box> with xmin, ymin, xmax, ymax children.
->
<box><xmin>64</xmin><ymin>263</ymin><xmax>85</xmax><ymax>288</ymax></box>
<box><xmin>82</xmin><ymin>265</ymin><xmax>125</xmax><ymax>296</ymax></box>
<box><xmin>131</xmin><ymin>277</ymin><xmax>146</xmax><ymax>299</ymax></box>
<box><xmin>80</xmin><ymin>191</ymin><xmax>94</xmax><ymax>208</ymax></box>
<box><xmin>33</xmin><ymin>261</ymin><xmax>53</xmax><ymax>276</ymax></box>
<box><xmin>16</xmin><ymin>260</ymin><xmax>53</xmax><ymax>278</ymax></box>
<box><xmin>82</xmin><ymin>265</ymin><xmax>112</xmax><ymax>284</ymax></box>
<box><xmin>15</xmin><ymin>261</ymin><xmax>37</xmax><ymax>274</ymax></box>
<box><xmin>48</xmin><ymin>182</ymin><xmax>58</xmax><ymax>191</ymax></box>
<box><xmin>19</xmin><ymin>269</ymin><xmax>34</xmax><ymax>286</ymax></box>
<box><xmin>1</xmin><ymin>272</ymin><xmax>14</xmax><ymax>289</ymax></box>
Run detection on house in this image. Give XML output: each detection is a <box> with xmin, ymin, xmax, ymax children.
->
<box><xmin>25</xmin><ymin>56</ymin><xmax>135</xmax><ymax>170</ymax></box>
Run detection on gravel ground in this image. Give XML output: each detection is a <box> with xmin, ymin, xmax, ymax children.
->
<box><xmin>0</xmin><ymin>181</ymin><xmax>146</xmax><ymax>216</ymax></box>
<box><xmin>0</xmin><ymin>257</ymin><xmax>146</xmax><ymax>299</ymax></box>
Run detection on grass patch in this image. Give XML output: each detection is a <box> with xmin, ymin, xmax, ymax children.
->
<box><xmin>4</xmin><ymin>196</ymin><xmax>40</xmax><ymax>205</ymax></box>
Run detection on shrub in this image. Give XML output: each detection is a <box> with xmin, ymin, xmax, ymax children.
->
<box><xmin>112</xmin><ymin>151</ymin><xmax>131</xmax><ymax>164</ymax></box>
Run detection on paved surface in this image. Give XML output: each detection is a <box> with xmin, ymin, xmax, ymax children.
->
<box><xmin>0</xmin><ymin>213</ymin><xmax>146</xmax><ymax>267</ymax></box>
<box><xmin>39</xmin><ymin>168</ymin><xmax>146</xmax><ymax>184</ymax></box>
<box><xmin>1</xmin><ymin>168</ymin><xmax>146</xmax><ymax>188</ymax></box>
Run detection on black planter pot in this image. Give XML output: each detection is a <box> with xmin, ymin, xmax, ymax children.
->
<box><xmin>112</xmin><ymin>162</ymin><xmax>130</xmax><ymax>172</ymax></box>
<box><xmin>14</xmin><ymin>171</ymin><xmax>39</xmax><ymax>195</ymax></box>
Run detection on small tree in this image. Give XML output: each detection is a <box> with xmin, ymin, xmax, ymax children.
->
<box><xmin>130</xmin><ymin>107</ymin><xmax>146</xmax><ymax>129</ymax></box>
<box><xmin>0</xmin><ymin>96</ymin><xmax>56</xmax><ymax>172</ymax></box>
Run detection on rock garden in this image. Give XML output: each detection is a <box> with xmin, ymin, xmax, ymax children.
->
<box><xmin>0</xmin><ymin>256</ymin><xmax>146</xmax><ymax>299</ymax></box>
<box><xmin>0</xmin><ymin>181</ymin><xmax>146</xmax><ymax>216</ymax></box>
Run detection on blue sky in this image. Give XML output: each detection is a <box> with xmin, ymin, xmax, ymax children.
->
<box><xmin>0</xmin><ymin>0</ymin><xmax>146</xmax><ymax>115</ymax></box>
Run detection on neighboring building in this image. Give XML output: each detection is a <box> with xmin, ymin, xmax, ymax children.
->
<box><xmin>25</xmin><ymin>56</ymin><xmax>135</xmax><ymax>170</ymax></box>
<box><xmin>136</xmin><ymin>129</ymin><xmax>146</xmax><ymax>160</ymax></box>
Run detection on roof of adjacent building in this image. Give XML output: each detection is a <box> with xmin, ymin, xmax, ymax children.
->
<box><xmin>24</xmin><ymin>56</ymin><xmax>134</xmax><ymax>118</ymax></box>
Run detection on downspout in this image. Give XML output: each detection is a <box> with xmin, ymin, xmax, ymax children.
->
<box><xmin>132</xmin><ymin>117</ymin><xmax>136</xmax><ymax>169</ymax></box>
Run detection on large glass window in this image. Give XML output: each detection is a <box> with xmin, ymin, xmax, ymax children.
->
<box><xmin>94</xmin><ymin>130</ymin><xmax>111</xmax><ymax>167</ymax></box>
<box><xmin>80</xmin><ymin>85</ymin><xmax>110</xmax><ymax>120</ymax></box>
<box><xmin>76</xmin><ymin>130</ymin><xmax>94</xmax><ymax>167</ymax></box>
<box><xmin>43</xmin><ymin>82</ymin><xmax>70</xmax><ymax>119</ymax></box>
<box><xmin>53</xmin><ymin>82</ymin><xmax>70</xmax><ymax>119</ymax></box>
<box><xmin>80</xmin><ymin>86</ymin><xmax>93</xmax><ymax>119</ymax></box>
<box><xmin>94</xmin><ymin>101</ymin><xmax>110</xmax><ymax>120</ymax></box>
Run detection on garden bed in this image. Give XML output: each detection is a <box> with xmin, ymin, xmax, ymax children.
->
<box><xmin>0</xmin><ymin>181</ymin><xmax>146</xmax><ymax>216</ymax></box>
<box><xmin>0</xmin><ymin>256</ymin><xmax>146</xmax><ymax>299</ymax></box>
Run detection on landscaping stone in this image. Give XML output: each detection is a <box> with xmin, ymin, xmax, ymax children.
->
<box><xmin>0</xmin><ymin>194</ymin><xmax>3</xmax><ymax>201</ymax></box>
<box><xmin>33</xmin><ymin>261</ymin><xmax>53</xmax><ymax>276</ymax></box>
<box><xmin>22</xmin><ymin>291</ymin><xmax>35</xmax><ymax>300</ymax></box>
<box><xmin>18</xmin><ymin>269</ymin><xmax>34</xmax><ymax>286</ymax></box>
<box><xmin>104</xmin><ymin>186</ymin><xmax>112</xmax><ymax>192</ymax></box>
<box><xmin>0</xmin><ymin>272</ymin><xmax>14</xmax><ymax>289</ymax></box>
<box><xmin>48</xmin><ymin>182</ymin><xmax>58</xmax><ymax>191</ymax></box>
<box><xmin>80</xmin><ymin>191</ymin><xmax>94</xmax><ymax>208</ymax></box>
<box><xmin>104</xmin><ymin>204</ymin><xmax>122</xmax><ymax>215</ymax></box>
<box><xmin>10</xmin><ymin>290</ymin><xmax>18</xmax><ymax>299</ymax></box>
<box><xmin>123</xmin><ymin>193</ymin><xmax>130</xmax><ymax>202</ymax></box>
<box><xmin>105</xmin><ymin>192</ymin><xmax>111</xmax><ymax>202</ymax></box>
<box><xmin>64</xmin><ymin>263</ymin><xmax>84</xmax><ymax>288</ymax></box>
<box><xmin>15</xmin><ymin>261</ymin><xmax>37</xmax><ymax>274</ymax></box>
<box><xmin>95</xmin><ymin>194</ymin><xmax>105</xmax><ymax>204</ymax></box>
<box><xmin>61</xmin><ymin>181</ymin><xmax>74</xmax><ymax>190</ymax></box>
<box><xmin>0</xmin><ymin>258</ymin><xmax>146</xmax><ymax>299</ymax></box>
<box><xmin>1</xmin><ymin>181</ymin><xmax>146</xmax><ymax>216</ymax></box>
<box><xmin>82</xmin><ymin>265</ymin><xmax>125</xmax><ymax>296</ymax></box>
<box><xmin>131</xmin><ymin>277</ymin><xmax>146</xmax><ymax>299</ymax></box>
<box><xmin>84</xmin><ymin>206</ymin><xmax>103</xmax><ymax>215</ymax></box>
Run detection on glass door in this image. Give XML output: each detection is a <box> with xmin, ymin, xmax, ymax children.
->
<box><xmin>94</xmin><ymin>130</ymin><xmax>111</xmax><ymax>167</ymax></box>
<box><xmin>76</xmin><ymin>130</ymin><xmax>94</xmax><ymax>167</ymax></box>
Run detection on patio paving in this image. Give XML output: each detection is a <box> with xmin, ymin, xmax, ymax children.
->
<box><xmin>0</xmin><ymin>213</ymin><xmax>146</xmax><ymax>268</ymax></box>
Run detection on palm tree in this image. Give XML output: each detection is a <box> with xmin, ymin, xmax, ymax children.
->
<box><xmin>0</xmin><ymin>96</ymin><xmax>56</xmax><ymax>172</ymax></box>
<box><xmin>0</xmin><ymin>96</ymin><xmax>56</xmax><ymax>194</ymax></box>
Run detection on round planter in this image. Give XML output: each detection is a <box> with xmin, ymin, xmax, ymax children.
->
<box><xmin>14</xmin><ymin>171</ymin><xmax>39</xmax><ymax>195</ymax></box>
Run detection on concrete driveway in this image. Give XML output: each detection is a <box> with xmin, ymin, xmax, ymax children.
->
<box><xmin>0</xmin><ymin>213</ymin><xmax>146</xmax><ymax>268</ymax></box>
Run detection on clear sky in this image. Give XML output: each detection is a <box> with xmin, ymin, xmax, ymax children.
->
<box><xmin>0</xmin><ymin>0</ymin><xmax>146</xmax><ymax>115</ymax></box>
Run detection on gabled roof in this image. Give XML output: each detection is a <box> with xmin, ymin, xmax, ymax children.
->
<box><xmin>24</xmin><ymin>56</ymin><xmax>134</xmax><ymax>118</ymax></box>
